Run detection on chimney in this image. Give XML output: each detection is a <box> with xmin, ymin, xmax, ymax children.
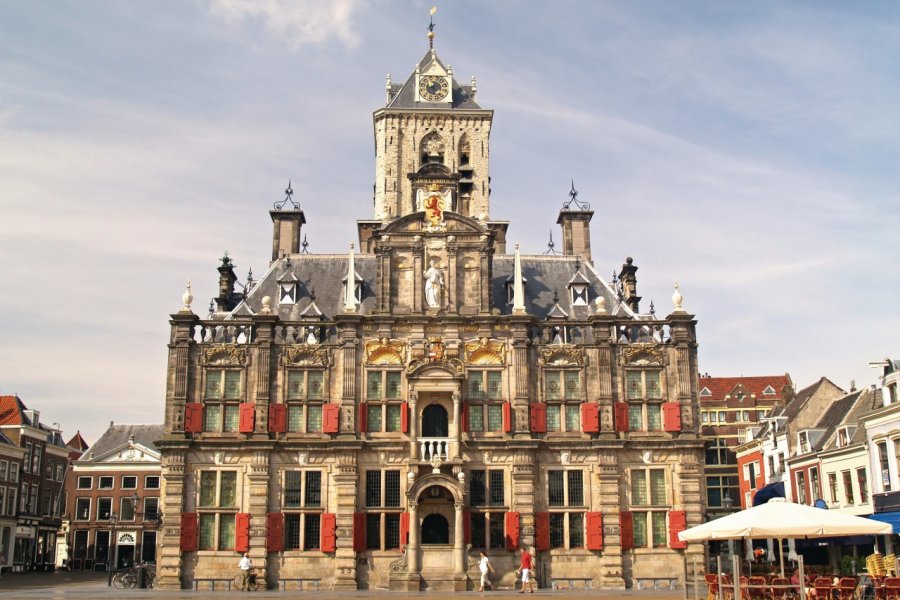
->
<box><xmin>557</xmin><ymin>181</ymin><xmax>594</xmax><ymax>264</ymax></box>
<box><xmin>618</xmin><ymin>257</ymin><xmax>641</xmax><ymax>313</ymax></box>
<box><xmin>270</xmin><ymin>182</ymin><xmax>306</xmax><ymax>263</ymax></box>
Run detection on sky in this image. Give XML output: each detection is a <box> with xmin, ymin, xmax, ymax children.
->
<box><xmin>1</xmin><ymin>1</ymin><xmax>898</xmax><ymax>444</ymax></box>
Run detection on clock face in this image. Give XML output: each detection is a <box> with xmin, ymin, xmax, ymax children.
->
<box><xmin>419</xmin><ymin>75</ymin><xmax>449</xmax><ymax>102</ymax></box>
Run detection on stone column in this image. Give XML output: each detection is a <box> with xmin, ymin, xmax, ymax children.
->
<box><xmin>454</xmin><ymin>501</ymin><xmax>465</xmax><ymax>575</ymax></box>
<box><xmin>156</xmin><ymin>447</ymin><xmax>187</xmax><ymax>589</ymax></box>
<box><xmin>333</xmin><ymin>452</ymin><xmax>359</xmax><ymax>589</ymax></box>
<box><xmin>596</xmin><ymin>449</ymin><xmax>626</xmax><ymax>589</ymax></box>
<box><xmin>408</xmin><ymin>501</ymin><xmax>420</xmax><ymax>573</ymax></box>
<box><xmin>248</xmin><ymin>450</ymin><xmax>270</xmax><ymax>582</ymax></box>
<box><xmin>451</xmin><ymin>391</ymin><xmax>461</xmax><ymax>460</ymax></box>
<box><xmin>408</xmin><ymin>391</ymin><xmax>419</xmax><ymax>460</ymax></box>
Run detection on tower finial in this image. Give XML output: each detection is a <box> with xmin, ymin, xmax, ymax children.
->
<box><xmin>428</xmin><ymin>6</ymin><xmax>437</xmax><ymax>49</ymax></box>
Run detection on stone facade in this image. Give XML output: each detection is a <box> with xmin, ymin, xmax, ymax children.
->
<box><xmin>157</xmin><ymin>42</ymin><xmax>704</xmax><ymax>591</ymax></box>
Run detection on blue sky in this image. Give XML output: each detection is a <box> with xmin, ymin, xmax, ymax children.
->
<box><xmin>1</xmin><ymin>1</ymin><xmax>898</xmax><ymax>443</ymax></box>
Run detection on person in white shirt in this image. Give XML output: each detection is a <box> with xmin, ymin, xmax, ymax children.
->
<box><xmin>238</xmin><ymin>553</ymin><xmax>253</xmax><ymax>591</ymax></box>
<box><xmin>477</xmin><ymin>551</ymin><xmax>495</xmax><ymax>592</ymax></box>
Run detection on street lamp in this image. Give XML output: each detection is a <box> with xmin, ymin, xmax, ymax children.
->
<box><xmin>723</xmin><ymin>492</ymin><xmax>734</xmax><ymax>510</ymax></box>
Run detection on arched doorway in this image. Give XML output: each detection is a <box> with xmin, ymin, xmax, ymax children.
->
<box><xmin>422</xmin><ymin>404</ymin><xmax>448</xmax><ymax>437</ymax></box>
<box><xmin>421</xmin><ymin>513</ymin><xmax>450</xmax><ymax>544</ymax></box>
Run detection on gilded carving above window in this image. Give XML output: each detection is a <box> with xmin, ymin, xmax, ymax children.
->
<box><xmin>407</xmin><ymin>337</ymin><xmax>464</xmax><ymax>375</ymax></box>
<box><xmin>202</xmin><ymin>344</ymin><xmax>247</xmax><ymax>366</ymax></box>
<box><xmin>282</xmin><ymin>345</ymin><xmax>330</xmax><ymax>367</ymax></box>
<box><xmin>464</xmin><ymin>338</ymin><xmax>505</xmax><ymax>365</ymax></box>
<box><xmin>538</xmin><ymin>345</ymin><xmax>584</xmax><ymax>367</ymax></box>
<box><xmin>622</xmin><ymin>343</ymin><xmax>665</xmax><ymax>366</ymax></box>
<box><xmin>364</xmin><ymin>338</ymin><xmax>407</xmax><ymax>365</ymax></box>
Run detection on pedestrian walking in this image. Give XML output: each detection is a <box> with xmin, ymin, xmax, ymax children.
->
<box><xmin>478</xmin><ymin>551</ymin><xmax>495</xmax><ymax>592</ymax></box>
<box><xmin>237</xmin><ymin>552</ymin><xmax>253</xmax><ymax>591</ymax></box>
<box><xmin>517</xmin><ymin>547</ymin><xmax>535</xmax><ymax>593</ymax></box>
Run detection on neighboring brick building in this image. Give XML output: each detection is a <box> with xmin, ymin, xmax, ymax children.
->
<box><xmin>0</xmin><ymin>430</ymin><xmax>25</xmax><ymax>573</ymax></box>
<box><xmin>156</xmin><ymin>36</ymin><xmax>705</xmax><ymax>591</ymax></box>
<box><xmin>0</xmin><ymin>395</ymin><xmax>70</xmax><ymax>571</ymax></box>
<box><xmin>697</xmin><ymin>375</ymin><xmax>792</xmax><ymax>518</ymax></box>
<box><xmin>64</xmin><ymin>423</ymin><xmax>163</xmax><ymax>570</ymax></box>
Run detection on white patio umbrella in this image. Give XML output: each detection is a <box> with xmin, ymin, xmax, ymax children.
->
<box><xmin>678</xmin><ymin>499</ymin><xmax>892</xmax><ymax>541</ymax></box>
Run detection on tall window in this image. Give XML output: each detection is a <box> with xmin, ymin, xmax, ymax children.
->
<box><xmin>97</xmin><ymin>497</ymin><xmax>112</xmax><ymax>520</ymax></box>
<box><xmin>828</xmin><ymin>473</ymin><xmax>838</xmax><ymax>504</ymax></box>
<box><xmin>544</xmin><ymin>370</ymin><xmax>582</xmax><ymax>433</ymax></box>
<box><xmin>547</xmin><ymin>469</ymin><xmax>585</xmax><ymax>549</ymax></box>
<box><xmin>743</xmin><ymin>462</ymin><xmax>759</xmax><ymax>490</ymax></box>
<box><xmin>842</xmin><ymin>471</ymin><xmax>854</xmax><ymax>505</ymax></box>
<box><xmin>364</xmin><ymin>470</ymin><xmax>402</xmax><ymax>550</ymax></box>
<box><xmin>204</xmin><ymin>369</ymin><xmax>243</xmax><ymax>432</ymax></box>
<box><xmin>879</xmin><ymin>441</ymin><xmax>892</xmax><ymax>492</ymax></box>
<box><xmin>366</xmin><ymin>371</ymin><xmax>403</xmax><ymax>432</ymax></box>
<box><xmin>857</xmin><ymin>468</ymin><xmax>869</xmax><ymax>504</ymax></box>
<box><xmin>468</xmin><ymin>371</ymin><xmax>504</xmax><ymax>433</ymax></box>
<box><xmin>625</xmin><ymin>370</ymin><xmax>663</xmax><ymax>431</ymax></box>
<box><xmin>283</xmin><ymin>470</ymin><xmax>323</xmax><ymax>551</ymax></box>
<box><xmin>630</xmin><ymin>468</ymin><xmax>668</xmax><ymax>547</ymax></box>
<box><xmin>198</xmin><ymin>470</ymin><xmax>238</xmax><ymax>551</ymax></box>
<box><xmin>469</xmin><ymin>469</ymin><xmax>507</xmax><ymax>549</ymax></box>
<box><xmin>796</xmin><ymin>471</ymin><xmax>807</xmax><ymax>504</ymax></box>
<box><xmin>706</xmin><ymin>476</ymin><xmax>739</xmax><ymax>509</ymax></box>
<box><xmin>75</xmin><ymin>498</ymin><xmax>90</xmax><ymax>521</ymax></box>
<box><xmin>286</xmin><ymin>369</ymin><xmax>325</xmax><ymax>433</ymax></box>
<box><xmin>810</xmin><ymin>467</ymin><xmax>821</xmax><ymax>501</ymax></box>
<box><xmin>706</xmin><ymin>439</ymin><xmax>736</xmax><ymax>465</ymax></box>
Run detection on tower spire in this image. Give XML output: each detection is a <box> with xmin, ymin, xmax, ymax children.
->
<box><xmin>428</xmin><ymin>6</ymin><xmax>437</xmax><ymax>49</ymax></box>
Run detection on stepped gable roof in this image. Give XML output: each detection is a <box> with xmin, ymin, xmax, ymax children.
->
<box><xmin>232</xmin><ymin>254</ymin><xmax>377</xmax><ymax>319</ymax></box>
<box><xmin>385</xmin><ymin>49</ymin><xmax>482</xmax><ymax>110</ymax></box>
<box><xmin>698</xmin><ymin>375</ymin><xmax>791</xmax><ymax>404</ymax></box>
<box><xmin>0</xmin><ymin>395</ymin><xmax>27</xmax><ymax>426</ymax></box>
<box><xmin>491</xmin><ymin>255</ymin><xmax>630</xmax><ymax>320</ymax></box>
<box><xmin>84</xmin><ymin>424</ymin><xmax>165</xmax><ymax>459</ymax></box>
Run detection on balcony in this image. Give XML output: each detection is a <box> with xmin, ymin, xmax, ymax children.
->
<box><xmin>419</xmin><ymin>438</ymin><xmax>450</xmax><ymax>462</ymax></box>
<box><xmin>874</xmin><ymin>491</ymin><xmax>900</xmax><ymax>513</ymax></box>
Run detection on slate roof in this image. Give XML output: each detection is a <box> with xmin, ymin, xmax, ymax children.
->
<box><xmin>231</xmin><ymin>253</ymin><xmax>631</xmax><ymax>322</ymax></box>
<box><xmin>82</xmin><ymin>424</ymin><xmax>165</xmax><ymax>461</ymax></box>
<box><xmin>385</xmin><ymin>49</ymin><xmax>482</xmax><ymax>110</ymax></box>
<box><xmin>782</xmin><ymin>377</ymin><xmax>840</xmax><ymax>421</ymax></box>
<box><xmin>698</xmin><ymin>375</ymin><xmax>791</xmax><ymax>404</ymax></box>
<box><xmin>806</xmin><ymin>390</ymin><xmax>863</xmax><ymax>453</ymax></box>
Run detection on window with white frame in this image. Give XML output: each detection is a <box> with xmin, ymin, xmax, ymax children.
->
<box><xmin>6</xmin><ymin>486</ymin><xmax>16</xmax><ymax>515</ymax></box>
<box><xmin>570</xmin><ymin>283</ymin><xmax>588</xmax><ymax>306</ymax></box>
<box><xmin>796</xmin><ymin>471</ymin><xmax>807</xmax><ymax>504</ymax></box>
<box><xmin>121</xmin><ymin>496</ymin><xmax>137</xmax><ymax>521</ymax></box>
<box><xmin>810</xmin><ymin>467</ymin><xmax>821</xmax><ymax>501</ymax></box>
<box><xmin>0</xmin><ymin>460</ymin><xmax>7</xmax><ymax>481</ymax></box>
<box><xmin>0</xmin><ymin>486</ymin><xmax>5</xmax><ymax>517</ymax></box>
<box><xmin>629</xmin><ymin>468</ymin><xmax>668</xmax><ymax>547</ymax></box>
<box><xmin>878</xmin><ymin>441</ymin><xmax>891</xmax><ymax>492</ymax></box>
<box><xmin>76</xmin><ymin>476</ymin><xmax>91</xmax><ymax>490</ymax></box>
<box><xmin>145</xmin><ymin>476</ymin><xmax>160</xmax><ymax>489</ymax></box>
<box><xmin>144</xmin><ymin>497</ymin><xmax>160</xmax><ymax>520</ymax></box>
<box><xmin>547</xmin><ymin>469</ymin><xmax>585</xmax><ymax>549</ymax></box>
<box><xmin>700</xmin><ymin>387</ymin><xmax>712</xmax><ymax>397</ymax></box>
<box><xmin>286</xmin><ymin>369</ymin><xmax>326</xmax><ymax>433</ymax></box>
<box><xmin>204</xmin><ymin>369</ymin><xmax>243</xmax><ymax>432</ymax></box>
<box><xmin>857</xmin><ymin>468</ymin><xmax>869</xmax><ymax>504</ymax></box>
<box><xmin>828</xmin><ymin>472</ymin><xmax>838</xmax><ymax>504</ymax></box>
<box><xmin>23</xmin><ymin>442</ymin><xmax>32</xmax><ymax>474</ymax></box>
<box><xmin>364</xmin><ymin>469</ymin><xmax>401</xmax><ymax>551</ymax></box>
<box><xmin>122</xmin><ymin>476</ymin><xmax>137</xmax><ymax>490</ymax></box>
<box><xmin>706</xmin><ymin>475</ymin><xmax>739</xmax><ymax>509</ymax></box>
<box><xmin>763</xmin><ymin>386</ymin><xmax>776</xmax><ymax>396</ymax></box>
<box><xmin>98</xmin><ymin>476</ymin><xmax>113</xmax><ymax>490</ymax></box>
<box><xmin>97</xmin><ymin>497</ymin><xmax>112</xmax><ymax>520</ymax></box>
<box><xmin>55</xmin><ymin>462</ymin><xmax>64</xmax><ymax>481</ymax></box>
<box><xmin>75</xmin><ymin>497</ymin><xmax>90</xmax><ymax>521</ymax></box>
<box><xmin>842</xmin><ymin>470</ymin><xmax>854</xmax><ymax>505</ymax></box>
<box><xmin>743</xmin><ymin>461</ymin><xmax>759</xmax><ymax>490</ymax></box>
<box><xmin>468</xmin><ymin>370</ymin><xmax>504</xmax><ymax>432</ymax></box>
<box><xmin>284</xmin><ymin>470</ymin><xmax>324</xmax><ymax>551</ymax></box>
<box><xmin>365</xmin><ymin>370</ymin><xmax>403</xmax><ymax>432</ymax></box>
<box><xmin>625</xmin><ymin>370</ymin><xmax>663</xmax><ymax>431</ymax></box>
<box><xmin>198</xmin><ymin>470</ymin><xmax>238</xmax><ymax>551</ymax></box>
<box><xmin>279</xmin><ymin>282</ymin><xmax>297</xmax><ymax>305</ymax></box>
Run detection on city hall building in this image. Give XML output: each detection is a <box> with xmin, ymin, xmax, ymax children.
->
<box><xmin>156</xmin><ymin>35</ymin><xmax>704</xmax><ymax>591</ymax></box>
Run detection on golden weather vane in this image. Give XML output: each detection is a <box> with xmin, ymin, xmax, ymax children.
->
<box><xmin>428</xmin><ymin>6</ymin><xmax>437</xmax><ymax>48</ymax></box>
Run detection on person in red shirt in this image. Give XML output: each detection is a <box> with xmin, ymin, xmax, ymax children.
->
<box><xmin>518</xmin><ymin>547</ymin><xmax>535</xmax><ymax>593</ymax></box>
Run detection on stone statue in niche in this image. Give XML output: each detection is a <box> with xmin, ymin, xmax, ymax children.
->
<box><xmin>423</xmin><ymin>258</ymin><xmax>444</xmax><ymax>308</ymax></box>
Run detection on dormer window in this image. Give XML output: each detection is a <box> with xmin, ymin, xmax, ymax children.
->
<box><xmin>571</xmin><ymin>284</ymin><xmax>588</xmax><ymax>306</ymax></box>
<box><xmin>342</xmin><ymin>272</ymin><xmax>364</xmax><ymax>304</ymax></box>
<box><xmin>798</xmin><ymin>431</ymin><xmax>811</xmax><ymax>454</ymax></box>
<box><xmin>763</xmin><ymin>386</ymin><xmax>776</xmax><ymax>396</ymax></box>
<box><xmin>505</xmin><ymin>276</ymin><xmax>527</xmax><ymax>305</ymax></box>
<box><xmin>699</xmin><ymin>387</ymin><xmax>712</xmax><ymax>398</ymax></box>
<box><xmin>280</xmin><ymin>282</ymin><xmax>297</xmax><ymax>305</ymax></box>
<box><xmin>836</xmin><ymin>426</ymin><xmax>856</xmax><ymax>448</ymax></box>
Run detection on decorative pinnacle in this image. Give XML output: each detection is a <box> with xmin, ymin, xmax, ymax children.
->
<box><xmin>182</xmin><ymin>281</ymin><xmax>193</xmax><ymax>312</ymax></box>
<box><xmin>428</xmin><ymin>6</ymin><xmax>437</xmax><ymax>48</ymax></box>
<box><xmin>274</xmin><ymin>180</ymin><xmax>301</xmax><ymax>211</ymax></box>
<box><xmin>300</xmin><ymin>234</ymin><xmax>309</xmax><ymax>254</ymax></box>
<box><xmin>561</xmin><ymin>179</ymin><xmax>591</xmax><ymax>211</ymax></box>
<box><xmin>543</xmin><ymin>230</ymin><xmax>561</xmax><ymax>255</ymax></box>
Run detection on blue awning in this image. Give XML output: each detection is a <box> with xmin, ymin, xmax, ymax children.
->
<box><xmin>752</xmin><ymin>482</ymin><xmax>786</xmax><ymax>506</ymax></box>
<box><xmin>869</xmin><ymin>511</ymin><xmax>900</xmax><ymax>534</ymax></box>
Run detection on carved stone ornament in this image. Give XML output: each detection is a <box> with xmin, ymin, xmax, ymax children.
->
<box><xmin>202</xmin><ymin>344</ymin><xmax>247</xmax><ymax>366</ymax></box>
<box><xmin>389</xmin><ymin>548</ymin><xmax>409</xmax><ymax>573</ymax></box>
<box><xmin>407</xmin><ymin>337</ymin><xmax>464</xmax><ymax>375</ymax></box>
<box><xmin>464</xmin><ymin>338</ymin><xmax>505</xmax><ymax>365</ymax></box>
<box><xmin>365</xmin><ymin>338</ymin><xmax>407</xmax><ymax>365</ymax></box>
<box><xmin>282</xmin><ymin>345</ymin><xmax>329</xmax><ymax>367</ymax></box>
<box><xmin>622</xmin><ymin>343</ymin><xmax>665</xmax><ymax>366</ymax></box>
<box><xmin>538</xmin><ymin>345</ymin><xmax>584</xmax><ymax>367</ymax></box>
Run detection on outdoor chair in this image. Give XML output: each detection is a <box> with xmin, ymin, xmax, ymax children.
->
<box><xmin>882</xmin><ymin>577</ymin><xmax>900</xmax><ymax>600</ymax></box>
<box><xmin>835</xmin><ymin>577</ymin><xmax>857</xmax><ymax>600</ymax></box>
<box><xmin>769</xmin><ymin>576</ymin><xmax>791</xmax><ymax>600</ymax></box>
<box><xmin>747</xmin><ymin>576</ymin><xmax>768</xmax><ymax>600</ymax></box>
<box><xmin>813</xmin><ymin>577</ymin><xmax>834</xmax><ymax>599</ymax></box>
<box><xmin>706</xmin><ymin>573</ymin><xmax>720</xmax><ymax>600</ymax></box>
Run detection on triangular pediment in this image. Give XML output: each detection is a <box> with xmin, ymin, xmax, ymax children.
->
<box><xmin>85</xmin><ymin>442</ymin><xmax>160</xmax><ymax>465</ymax></box>
<box><xmin>379</xmin><ymin>211</ymin><xmax>489</xmax><ymax>236</ymax></box>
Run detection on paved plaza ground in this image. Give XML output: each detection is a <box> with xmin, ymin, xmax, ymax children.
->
<box><xmin>0</xmin><ymin>572</ymin><xmax>692</xmax><ymax>600</ymax></box>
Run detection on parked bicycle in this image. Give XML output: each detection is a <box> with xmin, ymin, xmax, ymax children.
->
<box><xmin>112</xmin><ymin>561</ymin><xmax>156</xmax><ymax>589</ymax></box>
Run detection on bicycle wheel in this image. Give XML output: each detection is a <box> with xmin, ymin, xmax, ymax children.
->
<box><xmin>234</xmin><ymin>574</ymin><xmax>245</xmax><ymax>590</ymax></box>
<box><xmin>122</xmin><ymin>571</ymin><xmax>138</xmax><ymax>589</ymax></box>
<box><xmin>248</xmin><ymin>577</ymin><xmax>260</xmax><ymax>592</ymax></box>
<box><xmin>112</xmin><ymin>572</ymin><xmax>126</xmax><ymax>589</ymax></box>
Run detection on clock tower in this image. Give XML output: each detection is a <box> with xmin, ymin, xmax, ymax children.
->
<box><xmin>366</xmin><ymin>45</ymin><xmax>495</xmax><ymax>245</ymax></box>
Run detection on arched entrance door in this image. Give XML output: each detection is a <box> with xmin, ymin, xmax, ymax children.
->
<box><xmin>421</xmin><ymin>513</ymin><xmax>450</xmax><ymax>544</ymax></box>
<box><xmin>422</xmin><ymin>404</ymin><xmax>448</xmax><ymax>437</ymax></box>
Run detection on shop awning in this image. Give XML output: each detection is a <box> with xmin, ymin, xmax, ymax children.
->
<box><xmin>869</xmin><ymin>511</ymin><xmax>900</xmax><ymax>534</ymax></box>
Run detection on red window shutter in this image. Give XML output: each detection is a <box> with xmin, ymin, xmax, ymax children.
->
<box><xmin>180</xmin><ymin>512</ymin><xmax>198</xmax><ymax>551</ymax></box>
<box><xmin>462</xmin><ymin>402</ymin><xmax>470</xmax><ymax>433</ymax></box>
<box><xmin>239</xmin><ymin>403</ymin><xmax>255</xmax><ymax>433</ymax></box>
<box><xmin>268</xmin><ymin>404</ymin><xmax>286</xmax><ymax>433</ymax></box>
<box><xmin>502</xmin><ymin>401</ymin><xmax>512</xmax><ymax>433</ymax></box>
<box><xmin>401</xmin><ymin>401</ymin><xmax>409</xmax><ymax>433</ymax></box>
<box><xmin>184</xmin><ymin>403</ymin><xmax>203</xmax><ymax>433</ymax></box>
<box><xmin>668</xmin><ymin>510</ymin><xmax>688</xmax><ymax>549</ymax></box>
<box><xmin>614</xmin><ymin>403</ymin><xmax>630</xmax><ymax>433</ymax></box>
<box><xmin>400</xmin><ymin>512</ymin><xmax>410</xmax><ymax>550</ymax></box>
<box><xmin>663</xmin><ymin>402</ymin><xmax>682</xmax><ymax>432</ymax></box>
<box><xmin>235</xmin><ymin>512</ymin><xmax>251</xmax><ymax>552</ymax></box>
<box><xmin>534</xmin><ymin>512</ymin><xmax>550</xmax><ymax>551</ymax></box>
<box><xmin>586</xmin><ymin>512</ymin><xmax>604</xmax><ymax>550</ymax></box>
<box><xmin>266</xmin><ymin>512</ymin><xmax>284</xmax><ymax>553</ymax></box>
<box><xmin>353</xmin><ymin>512</ymin><xmax>366</xmax><ymax>553</ymax></box>
<box><xmin>322</xmin><ymin>404</ymin><xmax>340</xmax><ymax>433</ymax></box>
<box><xmin>463</xmin><ymin>511</ymin><xmax>471</xmax><ymax>545</ymax></box>
<box><xmin>358</xmin><ymin>402</ymin><xmax>368</xmax><ymax>433</ymax></box>
<box><xmin>530</xmin><ymin>403</ymin><xmax>547</xmax><ymax>433</ymax></box>
<box><xmin>321</xmin><ymin>512</ymin><xmax>336</xmax><ymax>552</ymax></box>
<box><xmin>620</xmin><ymin>511</ymin><xmax>634</xmax><ymax>550</ymax></box>
<box><xmin>581</xmin><ymin>403</ymin><xmax>600</xmax><ymax>433</ymax></box>
<box><xmin>505</xmin><ymin>511</ymin><xmax>520</xmax><ymax>551</ymax></box>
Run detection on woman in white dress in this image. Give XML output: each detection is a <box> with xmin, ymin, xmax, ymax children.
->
<box><xmin>478</xmin><ymin>551</ymin><xmax>495</xmax><ymax>592</ymax></box>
